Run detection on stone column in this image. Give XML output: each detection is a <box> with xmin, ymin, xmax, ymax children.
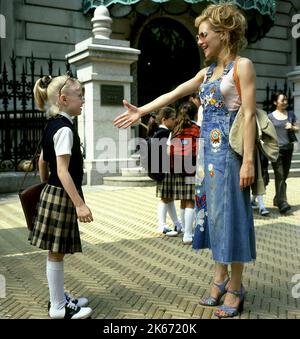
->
<box><xmin>288</xmin><ymin>67</ymin><xmax>300</xmax><ymax>120</ymax></box>
<box><xmin>67</xmin><ymin>6</ymin><xmax>140</xmax><ymax>185</ymax></box>
<box><xmin>287</xmin><ymin>66</ymin><xmax>300</xmax><ymax>151</ymax></box>
<box><xmin>0</xmin><ymin>0</ymin><xmax>15</xmax><ymax>65</ymax></box>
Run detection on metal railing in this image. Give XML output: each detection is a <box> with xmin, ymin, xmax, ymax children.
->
<box><xmin>0</xmin><ymin>52</ymin><xmax>74</xmax><ymax>171</ymax></box>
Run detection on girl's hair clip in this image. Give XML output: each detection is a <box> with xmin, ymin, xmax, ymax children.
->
<box><xmin>40</xmin><ymin>75</ymin><xmax>53</xmax><ymax>89</ymax></box>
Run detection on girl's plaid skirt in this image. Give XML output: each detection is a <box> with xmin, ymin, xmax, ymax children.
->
<box><xmin>29</xmin><ymin>184</ymin><xmax>82</xmax><ymax>254</ymax></box>
<box><xmin>156</xmin><ymin>173</ymin><xmax>195</xmax><ymax>200</ymax></box>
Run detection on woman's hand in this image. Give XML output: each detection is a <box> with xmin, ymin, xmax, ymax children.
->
<box><xmin>285</xmin><ymin>122</ymin><xmax>293</xmax><ymax>130</ymax></box>
<box><xmin>285</xmin><ymin>122</ymin><xmax>299</xmax><ymax>132</ymax></box>
<box><xmin>240</xmin><ymin>161</ymin><xmax>255</xmax><ymax>190</ymax></box>
<box><xmin>113</xmin><ymin>100</ymin><xmax>142</xmax><ymax>129</ymax></box>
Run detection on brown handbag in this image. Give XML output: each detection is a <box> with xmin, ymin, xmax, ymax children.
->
<box><xmin>19</xmin><ymin>181</ymin><xmax>46</xmax><ymax>231</ymax></box>
<box><xmin>18</xmin><ymin>137</ymin><xmax>46</xmax><ymax>231</ymax></box>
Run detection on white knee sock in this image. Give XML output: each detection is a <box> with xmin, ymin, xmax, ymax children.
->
<box><xmin>183</xmin><ymin>208</ymin><xmax>195</xmax><ymax>240</ymax></box>
<box><xmin>167</xmin><ymin>201</ymin><xmax>180</xmax><ymax>225</ymax></box>
<box><xmin>158</xmin><ymin>201</ymin><xmax>168</xmax><ymax>228</ymax></box>
<box><xmin>257</xmin><ymin>195</ymin><xmax>265</xmax><ymax>210</ymax></box>
<box><xmin>46</xmin><ymin>259</ymin><xmax>66</xmax><ymax>310</ymax></box>
<box><xmin>180</xmin><ymin>208</ymin><xmax>185</xmax><ymax>231</ymax></box>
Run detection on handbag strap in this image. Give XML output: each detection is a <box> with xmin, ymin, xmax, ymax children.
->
<box><xmin>205</xmin><ymin>62</ymin><xmax>234</xmax><ymax>83</ymax></box>
<box><xmin>233</xmin><ymin>58</ymin><xmax>242</xmax><ymax>99</ymax></box>
<box><xmin>19</xmin><ymin>134</ymin><xmax>44</xmax><ymax>191</ymax></box>
<box><xmin>287</xmin><ymin>110</ymin><xmax>295</xmax><ymax>124</ymax></box>
<box><xmin>233</xmin><ymin>59</ymin><xmax>263</xmax><ymax>142</ymax></box>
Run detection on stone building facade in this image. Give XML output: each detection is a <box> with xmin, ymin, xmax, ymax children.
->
<box><xmin>1</xmin><ymin>1</ymin><xmax>299</xmax><ymax>104</ymax></box>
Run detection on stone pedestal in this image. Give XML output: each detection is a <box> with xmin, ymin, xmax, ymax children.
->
<box><xmin>288</xmin><ymin>66</ymin><xmax>300</xmax><ymax>151</ymax></box>
<box><xmin>66</xmin><ymin>6</ymin><xmax>140</xmax><ymax>185</ymax></box>
<box><xmin>288</xmin><ymin>66</ymin><xmax>300</xmax><ymax>122</ymax></box>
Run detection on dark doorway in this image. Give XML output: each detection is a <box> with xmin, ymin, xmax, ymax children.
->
<box><xmin>137</xmin><ymin>17</ymin><xmax>201</xmax><ymax>137</ymax></box>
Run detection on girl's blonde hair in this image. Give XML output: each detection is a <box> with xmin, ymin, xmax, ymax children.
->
<box><xmin>195</xmin><ymin>3</ymin><xmax>247</xmax><ymax>60</ymax></box>
<box><xmin>33</xmin><ymin>75</ymin><xmax>82</xmax><ymax>116</ymax></box>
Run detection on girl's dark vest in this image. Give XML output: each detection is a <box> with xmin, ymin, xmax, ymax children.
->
<box><xmin>42</xmin><ymin>115</ymin><xmax>83</xmax><ymax>189</ymax></box>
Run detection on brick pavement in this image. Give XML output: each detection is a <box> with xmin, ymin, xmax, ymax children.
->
<box><xmin>0</xmin><ymin>178</ymin><xmax>299</xmax><ymax>319</ymax></box>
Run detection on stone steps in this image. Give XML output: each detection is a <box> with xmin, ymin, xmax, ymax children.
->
<box><xmin>103</xmin><ymin>163</ymin><xmax>155</xmax><ymax>187</ymax></box>
<box><xmin>121</xmin><ymin>167</ymin><xmax>147</xmax><ymax>177</ymax></box>
<box><xmin>292</xmin><ymin>152</ymin><xmax>300</xmax><ymax>160</ymax></box>
<box><xmin>103</xmin><ymin>151</ymin><xmax>300</xmax><ymax>186</ymax></box>
<box><xmin>268</xmin><ymin>168</ymin><xmax>300</xmax><ymax>179</ymax></box>
<box><xmin>268</xmin><ymin>152</ymin><xmax>300</xmax><ymax>179</ymax></box>
<box><xmin>290</xmin><ymin>159</ymin><xmax>300</xmax><ymax>169</ymax></box>
<box><xmin>103</xmin><ymin>176</ymin><xmax>155</xmax><ymax>187</ymax></box>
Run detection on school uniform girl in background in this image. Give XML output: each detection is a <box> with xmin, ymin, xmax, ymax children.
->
<box><xmin>148</xmin><ymin>107</ymin><xmax>182</xmax><ymax>236</ymax></box>
<box><xmin>169</xmin><ymin>101</ymin><xmax>200</xmax><ymax>244</ymax></box>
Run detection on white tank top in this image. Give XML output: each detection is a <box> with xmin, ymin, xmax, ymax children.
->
<box><xmin>219</xmin><ymin>67</ymin><xmax>241</xmax><ymax>112</ymax></box>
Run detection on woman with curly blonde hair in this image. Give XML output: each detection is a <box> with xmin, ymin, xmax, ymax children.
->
<box><xmin>114</xmin><ymin>3</ymin><xmax>256</xmax><ymax>318</ymax></box>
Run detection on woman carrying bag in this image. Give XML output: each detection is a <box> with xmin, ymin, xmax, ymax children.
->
<box><xmin>268</xmin><ymin>91</ymin><xmax>299</xmax><ymax>214</ymax></box>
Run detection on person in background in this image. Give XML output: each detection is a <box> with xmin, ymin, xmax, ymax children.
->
<box><xmin>168</xmin><ymin>101</ymin><xmax>200</xmax><ymax>244</ymax></box>
<box><xmin>268</xmin><ymin>91</ymin><xmax>299</xmax><ymax>214</ymax></box>
<box><xmin>147</xmin><ymin>107</ymin><xmax>183</xmax><ymax>236</ymax></box>
<box><xmin>251</xmin><ymin>153</ymin><xmax>270</xmax><ymax>216</ymax></box>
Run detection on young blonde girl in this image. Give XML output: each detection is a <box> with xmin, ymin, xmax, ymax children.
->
<box><xmin>30</xmin><ymin>75</ymin><xmax>93</xmax><ymax>319</ymax></box>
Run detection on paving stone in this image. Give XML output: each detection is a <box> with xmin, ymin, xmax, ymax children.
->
<box><xmin>0</xmin><ymin>178</ymin><xmax>299</xmax><ymax>319</ymax></box>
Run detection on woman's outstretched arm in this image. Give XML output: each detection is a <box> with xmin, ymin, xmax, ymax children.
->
<box><xmin>113</xmin><ymin>69</ymin><xmax>206</xmax><ymax>129</ymax></box>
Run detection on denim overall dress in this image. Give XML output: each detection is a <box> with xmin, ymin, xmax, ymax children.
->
<box><xmin>192</xmin><ymin>62</ymin><xmax>256</xmax><ymax>264</ymax></box>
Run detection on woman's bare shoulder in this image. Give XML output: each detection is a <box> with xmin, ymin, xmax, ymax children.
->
<box><xmin>195</xmin><ymin>67</ymin><xmax>209</xmax><ymax>82</ymax></box>
<box><xmin>237</xmin><ymin>57</ymin><xmax>254</xmax><ymax>69</ymax></box>
<box><xmin>236</xmin><ymin>57</ymin><xmax>255</xmax><ymax>77</ymax></box>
